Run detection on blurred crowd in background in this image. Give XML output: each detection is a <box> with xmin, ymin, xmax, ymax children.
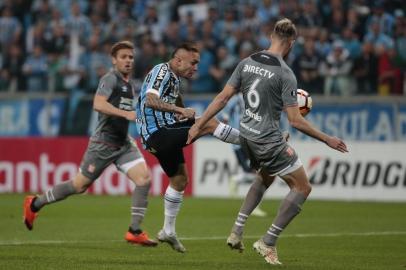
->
<box><xmin>0</xmin><ymin>0</ymin><xmax>405</xmax><ymax>96</ymax></box>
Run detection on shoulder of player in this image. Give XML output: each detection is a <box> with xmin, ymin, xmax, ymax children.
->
<box><xmin>152</xmin><ymin>62</ymin><xmax>170</xmax><ymax>75</ymax></box>
<box><xmin>100</xmin><ymin>70</ymin><xmax>118</xmax><ymax>84</ymax></box>
<box><xmin>280</xmin><ymin>64</ymin><xmax>295</xmax><ymax>78</ymax></box>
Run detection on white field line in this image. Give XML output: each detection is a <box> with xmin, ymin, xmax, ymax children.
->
<box><xmin>1</xmin><ymin>231</ymin><xmax>405</xmax><ymax>246</ymax></box>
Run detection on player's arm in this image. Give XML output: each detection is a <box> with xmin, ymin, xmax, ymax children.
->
<box><xmin>218</xmin><ymin>94</ymin><xmax>238</xmax><ymax>124</ymax></box>
<box><xmin>285</xmin><ymin>106</ymin><xmax>348</xmax><ymax>152</ymax></box>
<box><xmin>187</xmin><ymin>61</ymin><xmax>243</xmax><ymax>144</ymax></box>
<box><xmin>144</xmin><ymin>64</ymin><xmax>194</xmax><ymax>119</ymax></box>
<box><xmin>93</xmin><ymin>75</ymin><xmax>135</xmax><ymax>121</ymax></box>
<box><xmin>145</xmin><ymin>92</ymin><xmax>194</xmax><ymax>119</ymax></box>
<box><xmin>186</xmin><ymin>84</ymin><xmax>237</xmax><ymax>144</ymax></box>
<box><xmin>191</xmin><ymin>60</ymin><xmax>243</xmax><ymax>130</ymax></box>
<box><xmin>175</xmin><ymin>94</ymin><xmax>185</xmax><ymax>108</ymax></box>
<box><xmin>194</xmin><ymin>84</ymin><xmax>237</xmax><ymax>129</ymax></box>
<box><xmin>94</xmin><ymin>95</ymin><xmax>135</xmax><ymax>121</ymax></box>
<box><xmin>282</xmin><ymin>69</ymin><xmax>347</xmax><ymax>152</ymax></box>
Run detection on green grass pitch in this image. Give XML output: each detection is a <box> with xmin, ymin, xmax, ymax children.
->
<box><xmin>0</xmin><ymin>194</ymin><xmax>405</xmax><ymax>270</ymax></box>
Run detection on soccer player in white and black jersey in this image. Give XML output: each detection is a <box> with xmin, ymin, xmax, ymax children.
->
<box><xmin>188</xmin><ymin>19</ymin><xmax>348</xmax><ymax>264</ymax></box>
<box><xmin>136</xmin><ymin>43</ymin><xmax>240</xmax><ymax>253</ymax></box>
<box><xmin>23</xmin><ymin>41</ymin><xmax>157</xmax><ymax>246</ymax></box>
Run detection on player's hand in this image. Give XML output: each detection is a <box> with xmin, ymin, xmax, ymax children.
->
<box><xmin>325</xmin><ymin>136</ymin><xmax>348</xmax><ymax>153</ymax></box>
<box><xmin>178</xmin><ymin>107</ymin><xmax>195</xmax><ymax>120</ymax></box>
<box><xmin>187</xmin><ymin>124</ymin><xmax>201</xmax><ymax>144</ymax></box>
<box><xmin>125</xmin><ymin>111</ymin><xmax>136</xmax><ymax>121</ymax></box>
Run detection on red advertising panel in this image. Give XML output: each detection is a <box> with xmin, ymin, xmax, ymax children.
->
<box><xmin>0</xmin><ymin>138</ymin><xmax>193</xmax><ymax>196</ymax></box>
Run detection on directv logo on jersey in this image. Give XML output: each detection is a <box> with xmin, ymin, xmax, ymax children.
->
<box><xmin>245</xmin><ymin>108</ymin><xmax>262</xmax><ymax>121</ymax></box>
<box><xmin>243</xmin><ymin>64</ymin><xmax>275</xmax><ymax>79</ymax></box>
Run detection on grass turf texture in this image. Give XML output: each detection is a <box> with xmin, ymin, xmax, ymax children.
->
<box><xmin>1</xmin><ymin>194</ymin><xmax>405</xmax><ymax>270</ymax></box>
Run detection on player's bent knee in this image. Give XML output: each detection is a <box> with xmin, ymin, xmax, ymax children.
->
<box><xmin>170</xmin><ymin>176</ymin><xmax>188</xmax><ymax>191</ymax></box>
<box><xmin>72</xmin><ymin>173</ymin><xmax>92</xmax><ymax>193</ymax></box>
<box><xmin>136</xmin><ymin>171</ymin><xmax>152</xmax><ymax>186</ymax></box>
<box><xmin>298</xmin><ymin>183</ymin><xmax>312</xmax><ymax>197</ymax></box>
<box><xmin>72</xmin><ymin>181</ymin><xmax>91</xmax><ymax>194</ymax></box>
<box><xmin>304</xmin><ymin>183</ymin><xmax>312</xmax><ymax>197</ymax></box>
<box><xmin>126</xmin><ymin>160</ymin><xmax>151</xmax><ymax>186</ymax></box>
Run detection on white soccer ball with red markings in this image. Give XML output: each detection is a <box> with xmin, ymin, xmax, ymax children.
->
<box><xmin>297</xmin><ymin>89</ymin><xmax>312</xmax><ymax>116</ymax></box>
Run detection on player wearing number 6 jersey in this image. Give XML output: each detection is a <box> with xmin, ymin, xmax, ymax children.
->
<box><xmin>187</xmin><ymin>18</ymin><xmax>348</xmax><ymax>265</ymax></box>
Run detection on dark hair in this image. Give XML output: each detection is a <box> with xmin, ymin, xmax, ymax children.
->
<box><xmin>273</xmin><ymin>18</ymin><xmax>297</xmax><ymax>40</ymax></box>
<box><xmin>171</xmin><ymin>42</ymin><xmax>199</xmax><ymax>58</ymax></box>
<box><xmin>110</xmin><ymin>40</ymin><xmax>134</xmax><ymax>57</ymax></box>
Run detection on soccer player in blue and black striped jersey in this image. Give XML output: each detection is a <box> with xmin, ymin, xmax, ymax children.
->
<box><xmin>136</xmin><ymin>43</ymin><xmax>240</xmax><ymax>253</ymax></box>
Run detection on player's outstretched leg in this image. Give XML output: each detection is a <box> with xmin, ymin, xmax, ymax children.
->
<box><xmin>23</xmin><ymin>178</ymin><xmax>79</xmax><ymax>230</ymax></box>
<box><xmin>253</xmin><ymin>239</ymin><xmax>282</xmax><ymax>265</ymax></box>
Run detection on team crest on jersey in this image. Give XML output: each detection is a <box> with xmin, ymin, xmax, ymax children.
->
<box><xmin>121</xmin><ymin>85</ymin><xmax>128</xmax><ymax>92</ymax></box>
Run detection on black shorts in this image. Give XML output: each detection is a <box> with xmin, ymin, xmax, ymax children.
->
<box><xmin>145</xmin><ymin>119</ymin><xmax>195</xmax><ymax>177</ymax></box>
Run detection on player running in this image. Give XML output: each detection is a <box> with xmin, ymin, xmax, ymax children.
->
<box><xmin>23</xmin><ymin>41</ymin><xmax>157</xmax><ymax>246</ymax></box>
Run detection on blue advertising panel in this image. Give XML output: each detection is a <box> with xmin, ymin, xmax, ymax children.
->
<box><xmin>398</xmin><ymin>104</ymin><xmax>406</xmax><ymax>141</ymax></box>
<box><xmin>0</xmin><ymin>99</ymin><xmax>65</xmax><ymax>136</ymax></box>
<box><xmin>1</xmin><ymin>97</ymin><xmax>404</xmax><ymax>141</ymax></box>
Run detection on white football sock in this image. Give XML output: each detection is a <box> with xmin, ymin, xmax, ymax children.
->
<box><xmin>163</xmin><ymin>185</ymin><xmax>184</xmax><ymax>235</ymax></box>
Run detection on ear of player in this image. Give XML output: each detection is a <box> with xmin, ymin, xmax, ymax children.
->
<box><xmin>297</xmin><ymin>89</ymin><xmax>312</xmax><ymax>117</ymax></box>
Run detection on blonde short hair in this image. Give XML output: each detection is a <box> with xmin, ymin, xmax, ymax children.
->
<box><xmin>273</xmin><ymin>18</ymin><xmax>297</xmax><ymax>40</ymax></box>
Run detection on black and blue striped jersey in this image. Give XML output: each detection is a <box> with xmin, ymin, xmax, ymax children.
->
<box><xmin>136</xmin><ymin>62</ymin><xmax>181</xmax><ymax>143</ymax></box>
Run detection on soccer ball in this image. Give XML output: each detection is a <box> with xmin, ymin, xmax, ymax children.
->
<box><xmin>297</xmin><ymin>89</ymin><xmax>312</xmax><ymax>116</ymax></box>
